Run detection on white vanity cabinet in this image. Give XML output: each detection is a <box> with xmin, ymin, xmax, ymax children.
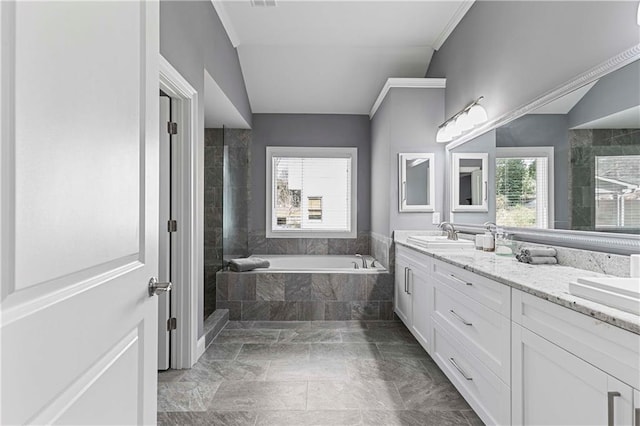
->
<box><xmin>394</xmin><ymin>245</ymin><xmax>432</xmax><ymax>352</ymax></box>
<box><xmin>512</xmin><ymin>289</ymin><xmax>640</xmax><ymax>426</ymax></box>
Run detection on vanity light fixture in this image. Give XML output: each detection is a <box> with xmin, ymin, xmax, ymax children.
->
<box><xmin>436</xmin><ymin>96</ymin><xmax>488</xmax><ymax>143</ymax></box>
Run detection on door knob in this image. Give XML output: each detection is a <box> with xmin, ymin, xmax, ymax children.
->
<box><xmin>148</xmin><ymin>277</ymin><xmax>172</xmax><ymax>297</ymax></box>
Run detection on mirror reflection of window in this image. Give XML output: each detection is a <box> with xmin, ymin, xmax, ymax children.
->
<box><xmin>595</xmin><ymin>155</ymin><xmax>640</xmax><ymax>230</ymax></box>
<box><xmin>496</xmin><ymin>157</ymin><xmax>549</xmax><ymax>228</ymax></box>
<box><xmin>458</xmin><ymin>159</ymin><xmax>483</xmax><ymax>205</ymax></box>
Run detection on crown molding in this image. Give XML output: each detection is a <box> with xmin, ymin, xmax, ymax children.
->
<box><xmin>369</xmin><ymin>78</ymin><xmax>446</xmax><ymax>119</ymax></box>
<box><xmin>433</xmin><ymin>0</ymin><xmax>475</xmax><ymax>51</ymax></box>
<box><xmin>211</xmin><ymin>1</ymin><xmax>240</xmax><ymax>48</ymax></box>
<box><xmin>446</xmin><ymin>43</ymin><xmax>640</xmax><ymax>151</ymax></box>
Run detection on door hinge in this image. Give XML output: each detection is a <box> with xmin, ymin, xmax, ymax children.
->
<box><xmin>167</xmin><ymin>317</ymin><xmax>177</xmax><ymax>331</ymax></box>
<box><xmin>167</xmin><ymin>122</ymin><xmax>178</xmax><ymax>135</ymax></box>
<box><xmin>168</xmin><ymin>220</ymin><xmax>177</xmax><ymax>232</ymax></box>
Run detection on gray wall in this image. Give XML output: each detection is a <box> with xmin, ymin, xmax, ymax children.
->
<box><xmin>370</xmin><ymin>88</ymin><xmax>446</xmax><ymax>237</ymax></box>
<box><xmin>496</xmin><ymin>114</ymin><xmax>570</xmax><ymax>229</ymax></box>
<box><xmin>569</xmin><ymin>60</ymin><xmax>640</xmax><ymax>129</ymax></box>
<box><xmin>249</xmin><ymin>114</ymin><xmax>371</xmax><ymax>234</ymax></box>
<box><xmin>426</xmin><ymin>1</ymin><xmax>640</xmax><ymax>122</ymax></box>
<box><xmin>160</xmin><ymin>1</ymin><xmax>252</xmax><ymax>337</ymax></box>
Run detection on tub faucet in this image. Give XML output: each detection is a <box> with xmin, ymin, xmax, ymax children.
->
<box><xmin>439</xmin><ymin>222</ymin><xmax>458</xmax><ymax>241</ymax></box>
<box><xmin>355</xmin><ymin>253</ymin><xmax>368</xmax><ymax>269</ymax></box>
<box><xmin>351</xmin><ymin>261</ymin><xmax>360</xmax><ymax>269</ymax></box>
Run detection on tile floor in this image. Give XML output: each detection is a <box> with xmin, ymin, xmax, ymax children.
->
<box><xmin>158</xmin><ymin>320</ymin><xmax>485</xmax><ymax>426</ymax></box>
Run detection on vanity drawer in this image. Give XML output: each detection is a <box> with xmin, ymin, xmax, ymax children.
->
<box><xmin>432</xmin><ymin>259</ymin><xmax>510</xmax><ymax>317</ymax></box>
<box><xmin>433</xmin><ymin>281</ymin><xmax>511</xmax><ymax>382</ymax></box>
<box><xmin>432</xmin><ymin>317</ymin><xmax>510</xmax><ymax>426</ymax></box>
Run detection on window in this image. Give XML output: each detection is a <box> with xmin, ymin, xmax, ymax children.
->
<box><xmin>595</xmin><ymin>155</ymin><xmax>640</xmax><ymax>230</ymax></box>
<box><xmin>495</xmin><ymin>147</ymin><xmax>554</xmax><ymax>229</ymax></box>
<box><xmin>266</xmin><ymin>147</ymin><xmax>357</xmax><ymax>238</ymax></box>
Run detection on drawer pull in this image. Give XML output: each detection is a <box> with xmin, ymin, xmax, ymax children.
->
<box><xmin>607</xmin><ymin>391</ymin><xmax>620</xmax><ymax>426</ymax></box>
<box><xmin>449</xmin><ymin>309</ymin><xmax>472</xmax><ymax>326</ymax></box>
<box><xmin>406</xmin><ymin>268</ymin><xmax>412</xmax><ymax>295</ymax></box>
<box><xmin>449</xmin><ymin>357</ymin><xmax>473</xmax><ymax>381</ymax></box>
<box><xmin>449</xmin><ymin>274</ymin><xmax>472</xmax><ymax>286</ymax></box>
<box><xmin>404</xmin><ymin>267</ymin><xmax>408</xmax><ymax>293</ymax></box>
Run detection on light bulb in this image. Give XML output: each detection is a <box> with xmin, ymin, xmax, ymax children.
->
<box><xmin>446</xmin><ymin>120</ymin><xmax>461</xmax><ymax>137</ymax></box>
<box><xmin>467</xmin><ymin>104</ymin><xmax>488</xmax><ymax>125</ymax></box>
<box><xmin>436</xmin><ymin>127</ymin><xmax>452</xmax><ymax>143</ymax></box>
<box><xmin>456</xmin><ymin>111</ymin><xmax>474</xmax><ymax>131</ymax></box>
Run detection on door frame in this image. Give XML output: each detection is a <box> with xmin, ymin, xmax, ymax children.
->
<box><xmin>158</xmin><ymin>55</ymin><xmax>200</xmax><ymax>369</ymax></box>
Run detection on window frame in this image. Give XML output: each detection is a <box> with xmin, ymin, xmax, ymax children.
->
<box><xmin>495</xmin><ymin>146</ymin><xmax>555</xmax><ymax>229</ymax></box>
<box><xmin>265</xmin><ymin>146</ymin><xmax>357</xmax><ymax>239</ymax></box>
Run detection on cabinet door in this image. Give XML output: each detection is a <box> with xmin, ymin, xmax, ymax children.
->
<box><xmin>394</xmin><ymin>255</ymin><xmax>411</xmax><ymax>326</ymax></box>
<box><xmin>512</xmin><ymin>324</ymin><xmax>633</xmax><ymax>426</ymax></box>
<box><xmin>410</xmin><ymin>265</ymin><xmax>432</xmax><ymax>353</ymax></box>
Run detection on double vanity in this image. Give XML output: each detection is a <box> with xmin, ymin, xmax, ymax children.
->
<box><xmin>393</xmin><ymin>234</ymin><xmax>639</xmax><ymax>426</ymax></box>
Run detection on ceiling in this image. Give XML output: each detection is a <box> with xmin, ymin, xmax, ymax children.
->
<box><xmin>212</xmin><ymin>0</ymin><xmax>474</xmax><ymax>115</ymax></box>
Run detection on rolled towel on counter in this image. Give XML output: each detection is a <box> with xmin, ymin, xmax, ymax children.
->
<box><xmin>527</xmin><ymin>256</ymin><xmax>557</xmax><ymax>265</ymax></box>
<box><xmin>522</xmin><ymin>247</ymin><xmax>557</xmax><ymax>257</ymax></box>
<box><xmin>229</xmin><ymin>257</ymin><xmax>270</xmax><ymax>272</ymax></box>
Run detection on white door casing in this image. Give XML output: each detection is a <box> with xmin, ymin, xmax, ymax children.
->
<box><xmin>1</xmin><ymin>1</ymin><xmax>159</xmax><ymax>424</ymax></box>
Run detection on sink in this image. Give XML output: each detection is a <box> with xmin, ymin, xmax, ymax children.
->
<box><xmin>569</xmin><ymin>277</ymin><xmax>640</xmax><ymax>315</ymax></box>
<box><xmin>407</xmin><ymin>235</ymin><xmax>474</xmax><ymax>249</ymax></box>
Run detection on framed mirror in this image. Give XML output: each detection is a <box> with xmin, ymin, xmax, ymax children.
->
<box><xmin>398</xmin><ymin>153</ymin><xmax>435</xmax><ymax>212</ymax></box>
<box><xmin>445</xmin><ymin>47</ymin><xmax>640</xmax><ymax>255</ymax></box>
<box><xmin>451</xmin><ymin>152</ymin><xmax>488</xmax><ymax>212</ymax></box>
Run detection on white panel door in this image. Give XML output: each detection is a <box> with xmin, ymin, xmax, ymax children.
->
<box><xmin>1</xmin><ymin>1</ymin><xmax>159</xmax><ymax>424</ymax></box>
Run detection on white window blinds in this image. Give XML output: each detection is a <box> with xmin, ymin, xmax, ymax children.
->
<box><xmin>595</xmin><ymin>155</ymin><xmax>640</xmax><ymax>230</ymax></box>
<box><xmin>271</xmin><ymin>154</ymin><xmax>352</xmax><ymax>233</ymax></box>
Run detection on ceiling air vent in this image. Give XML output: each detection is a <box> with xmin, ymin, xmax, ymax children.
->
<box><xmin>250</xmin><ymin>0</ymin><xmax>277</xmax><ymax>7</ymax></box>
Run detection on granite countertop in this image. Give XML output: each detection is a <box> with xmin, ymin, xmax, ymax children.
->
<box><xmin>395</xmin><ymin>235</ymin><xmax>640</xmax><ymax>335</ymax></box>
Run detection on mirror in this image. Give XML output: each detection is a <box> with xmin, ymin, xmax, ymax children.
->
<box><xmin>449</xmin><ymin>59</ymin><xmax>640</xmax><ymax>234</ymax></box>
<box><xmin>451</xmin><ymin>153</ymin><xmax>488</xmax><ymax>212</ymax></box>
<box><xmin>399</xmin><ymin>153</ymin><xmax>435</xmax><ymax>212</ymax></box>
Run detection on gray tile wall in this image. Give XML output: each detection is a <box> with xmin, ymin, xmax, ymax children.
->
<box><xmin>248</xmin><ymin>231</ymin><xmax>371</xmax><ymax>256</ymax></box>
<box><xmin>568</xmin><ymin>129</ymin><xmax>640</xmax><ymax>231</ymax></box>
<box><xmin>223</xmin><ymin>128</ymin><xmax>251</xmax><ymax>258</ymax></box>
<box><xmin>216</xmin><ymin>271</ymin><xmax>394</xmax><ymax>321</ymax></box>
<box><xmin>371</xmin><ymin>231</ymin><xmax>394</xmax><ymax>272</ymax></box>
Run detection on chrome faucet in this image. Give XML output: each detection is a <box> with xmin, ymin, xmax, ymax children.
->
<box><xmin>355</xmin><ymin>254</ymin><xmax>368</xmax><ymax>269</ymax></box>
<box><xmin>439</xmin><ymin>221</ymin><xmax>458</xmax><ymax>241</ymax></box>
<box><xmin>483</xmin><ymin>221</ymin><xmax>497</xmax><ymax>233</ymax></box>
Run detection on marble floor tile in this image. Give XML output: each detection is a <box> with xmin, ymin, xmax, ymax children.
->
<box><xmin>157</xmin><ymin>381</ymin><xmax>221</xmax><ymax>412</ymax></box>
<box><xmin>266</xmin><ymin>359</ymin><xmax>349</xmax><ymax>381</ymax></box>
<box><xmin>346</xmin><ymin>358</ymin><xmax>432</xmax><ymax>382</ymax></box>
<box><xmin>237</xmin><ymin>343</ymin><xmax>311</xmax><ymax>360</ymax></box>
<box><xmin>462</xmin><ymin>409</ymin><xmax>486</xmax><ymax>426</ymax></box>
<box><xmin>223</xmin><ymin>321</ymin><xmax>256</xmax><ymax>329</ymax></box>
<box><xmin>209</xmin><ymin>381</ymin><xmax>307</xmax><ymax>411</ymax></box>
<box><xmin>376</xmin><ymin>343</ymin><xmax>431</xmax><ymax>360</ymax></box>
<box><xmin>200</xmin><ymin>343</ymin><xmax>243</xmax><ymax>360</ymax></box>
<box><xmin>252</xmin><ymin>320</ymin><xmax>312</xmax><ymax>329</ymax></box>
<box><xmin>158</xmin><ymin>411</ymin><xmax>257</xmax><ymax>426</ymax></box>
<box><xmin>340</xmin><ymin>329</ymin><xmax>408</xmax><ymax>344</ymax></box>
<box><xmin>364</xmin><ymin>320</ymin><xmax>405</xmax><ymax>329</ymax></box>
<box><xmin>360</xmin><ymin>409</ymin><xmax>471</xmax><ymax>426</ymax></box>
<box><xmin>395</xmin><ymin>380</ymin><xmax>472</xmax><ymax>411</ymax></box>
<box><xmin>278</xmin><ymin>329</ymin><xmax>342</xmax><ymax>343</ymax></box>
<box><xmin>157</xmin><ymin>369</ymin><xmax>186</xmax><ymax>383</ymax></box>
<box><xmin>179</xmin><ymin>360</ymin><xmax>269</xmax><ymax>382</ymax></box>
<box><xmin>310</xmin><ymin>343</ymin><xmax>381</xmax><ymax>360</ymax></box>
<box><xmin>309</xmin><ymin>320</ymin><xmax>368</xmax><ymax>330</ymax></box>
<box><xmin>214</xmin><ymin>329</ymin><xmax>280</xmax><ymax>344</ymax></box>
<box><xmin>256</xmin><ymin>410</ymin><xmax>362</xmax><ymax>425</ymax></box>
<box><xmin>307</xmin><ymin>381</ymin><xmax>405</xmax><ymax>411</ymax></box>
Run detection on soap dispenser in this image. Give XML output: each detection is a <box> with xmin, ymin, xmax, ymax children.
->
<box><xmin>495</xmin><ymin>228</ymin><xmax>515</xmax><ymax>256</ymax></box>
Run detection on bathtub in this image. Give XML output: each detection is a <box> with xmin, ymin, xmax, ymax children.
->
<box><xmin>249</xmin><ymin>254</ymin><xmax>386</xmax><ymax>272</ymax></box>
<box><xmin>216</xmin><ymin>254</ymin><xmax>393</xmax><ymax>321</ymax></box>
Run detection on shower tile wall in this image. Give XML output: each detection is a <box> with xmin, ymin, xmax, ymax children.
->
<box><xmin>247</xmin><ymin>232</ymin><xmax>371</xmax><ymax>256</ymax></box>
<box><xmin>204</xmin><ymin>128</ymin><xmax>224</xmax><ymax>319</ymax></box>
<box><xmin>569</xmin><ymin>129</ymin><xmax>640</xmax><ymax>230</ymax></box>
